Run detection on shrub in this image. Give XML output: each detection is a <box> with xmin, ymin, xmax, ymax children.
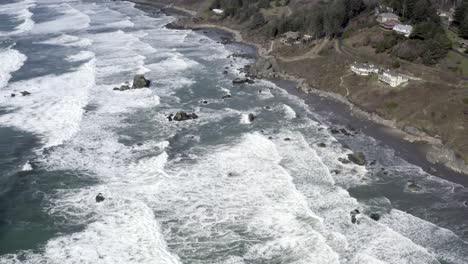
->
<box><xmin>386</xmin><ymin>102</ymin><xmax>399</xmax><ymax>110</ymax></box>
<box><xmin>463</xmin><ymin>98</ymin><xmax>468</xmax><ymax>104</ymax></box>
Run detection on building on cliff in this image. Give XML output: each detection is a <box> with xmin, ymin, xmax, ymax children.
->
<box><xmin>393</xmin><ymin>24</ymin><xmax>413</xmax><ymax>37</ymax></box>
<box><xmin>378</xmin><ymin>70</ymin><xmax>409</xmax><ymax>87</ymax></box>
<box><xmin>351</xmin><ymin>63</ymin><xmax>380</xmax><ymax>76</ymax></box>
<box><xmin>376</xmin><ymin>13</ymin><xmax>399</xmax><ymax>23</ymax></box>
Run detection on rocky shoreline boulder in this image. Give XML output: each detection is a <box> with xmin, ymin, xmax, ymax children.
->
<box><xmin>347</xmin><ymin>152</ymin><xmax>366</xmax><ymax>166</ymax></box>
<box><xmin>167</xmin><ymin>111</ymin><xmax>199</xmax><ymax>122</ymax></box>
<box><xmin>132</xmin><ymin>74</ymin><xmax>151</xmax><ymax>89</ymax></box>
<box><xmin>248</xmin><ymin>56</ymin><xmax>280</xmax><ymax>79</ymax></box>
<box><xmin>114</xmin><ymin>74</ymin><xmax>151</xmax><ymax>91</ymax></box>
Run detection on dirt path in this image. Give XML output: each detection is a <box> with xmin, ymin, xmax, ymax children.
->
<box><xmin>278</xmin><ymin>38</ymin><xmax>330</xmax><ymax>62</ymax></box>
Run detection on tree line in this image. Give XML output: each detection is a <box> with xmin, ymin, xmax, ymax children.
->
<box><xmin>209</xmin><ymin>0</ymin><xmax>367</xmax><ymax>38</ymax></box>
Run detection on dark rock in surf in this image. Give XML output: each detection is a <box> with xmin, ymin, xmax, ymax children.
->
<box><xmin>221</xmin><ymin>94</ymin><xmax>231</xmax><ymax>99</ymax></box>
<box><xmin>284</xmin><ymin>138</ymin><xmax>291</xmax><ymax>141</ymax></box>
<box><xmin>407</xmin><ymin>180</ymin><xmax>421</xmax><ymax>192</ymax></box>
<box><xmin>132</xmin><ymin>74</ymin><xmax>151</xmax><ymax>89</ymax></box>
<box><xmin>340</xmin><ymin>128</ymin><xmax>352</xmax><ymax>136</ymax></box>
<box><xmin>21</xmin><ymin>91</ymin><xmax>31</xmax><ymax>96</ymax></box>
<box><xmin>172</xmin><ymin>111</ymin><xmax>198</xmax><ymax>122</ymax></box>
<box><xmin>317</xmin><ymin>143</ymin><xmax>326</xmax><ymax>148</ymax></box>
<box><xmin>350</xmin><ymin>209</ymin><xmax>360</xmax><ymax>224</ymax></box>
<box><xmin>248</xmin><ymin>113</ymin><xmax>255</xmax><ymax>122</ymax></box>
<box><xmin>330</xmin><ymin>128</ymin><xmax>340</xmax><ymax>134</ymax></box>
<box><xmin>167</xmin><ymin>114</ymin><xmax>173</xmax><ymax>121</ymax></box>
<box><xmin>338</xmin><ymin>157</ymin><xmax>351</xmax><ymax>164</ymax></box>
<box><xmin>113</xmin><ymin>84</ymin><xmax>131</xmax><ymax>91</ymax></box>
<box><xmin>10</xmin><ymin>93</ymin><xmax>16</xmax><ymax>97</ymax></box>
<box><xmin>347</xmin><ymin>152</ymin><xmax>366</xmax><ymax>166</ymax></box>
<box><xmin>95</xmin><ymin>193</ymin><xmax>105</xmax><ymax>203</ymax></box>
<box><xmin>370</xmin><ymin>213</ymin><xmax>381</xmax><ymax>221</ymax></box>
<box><xmin>232</xmin><ymin>77</ymin><xmax>248</xmax><ymax>85</ymax></box>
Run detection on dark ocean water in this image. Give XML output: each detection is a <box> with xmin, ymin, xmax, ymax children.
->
<box><xmin>0</xmin><ymin>0</ymin><xmax>467</xmax><ymax>263</ymax></box>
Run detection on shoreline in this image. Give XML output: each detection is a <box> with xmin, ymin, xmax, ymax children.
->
<box><xmin>129</xmin><ymin>0</ymin><xmax>468</xmax><ymax>179</ymax></box>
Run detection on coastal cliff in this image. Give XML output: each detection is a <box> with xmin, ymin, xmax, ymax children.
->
<box><xmin>131</xmin><ymin>0</ymin><xmax>468</xmax><ymax>174</ymax></box>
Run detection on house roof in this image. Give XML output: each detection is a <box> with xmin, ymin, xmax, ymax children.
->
<box><xmin>394</xmin><ymin>24</ymin><xmax>413</xmax><ymax>31</ymax></box>
<box><xmin>459</xmin><ymin>39</ymin><xmax>468</xmax><ymax>45</ymax></box>
<box><xmin>283</xmin><ymin>31</ymin><xmax>301</xmax><ymax>40</ymax></box>
<box><xmin>382</xmin><ymin>70</ymin><xmax>401</xmax><ymax>78</ymax></box>
<box><xmin>379</xmin><ymin>13</ymin><xmax>398</xmax><ymax>19</ymax></box>
<box><xmin>352</xmin><ymin>63</ymin><xmax>378</xmax><ymax>70</ymax></box>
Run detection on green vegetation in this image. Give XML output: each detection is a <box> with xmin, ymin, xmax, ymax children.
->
<box><xmin>209</xmin><ymin>0</ymin><xmax>368</xmax><ymax>38</ymax></box>
<box><xmin>454</xmin><ymin>0</ymin><xmax>468</xmax><ymax>38</ymax></box>
<box><xmin>383</xmin><ymin>0</ymin><xmax>452</xmax><ymax>64</ymax></box>
<box><xmin>386</xmin><ymin>102</ymin><xmax>399</xmax><ymax>109</ymax></box>
<box><xmin>463</xmin><ymin>98</ymin><xmax>468</xmax><ymax>104</ymax></box>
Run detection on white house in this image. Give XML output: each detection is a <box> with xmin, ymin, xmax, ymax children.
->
<box><xmin>212</xmin><ymin>9</ymin><xmax>224</xmax><ymax>15</ymax></box>
<box><xmin>351</xmin><ymin>63</ymin><xmax>380</xmax><ymax>76</ymax></box>
<box><xmin>377</xmin><ymin>13</ymin><xmax>399</xmax><ymax>23</ymax></box>
<box><xmin>378</xmin><ymin>70</ymin><xmax>408</xmax><ymax>87</ymax></box>
<box><xmin>393</xmin><ymin>24</ymin><xmax>413</xmax><ymax>37</ymax></box>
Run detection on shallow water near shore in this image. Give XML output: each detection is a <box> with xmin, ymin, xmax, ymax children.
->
<box><xmin>0</xmin><ymin>0</ymin><xmax>468</xmax><ymax>263</ymax></box>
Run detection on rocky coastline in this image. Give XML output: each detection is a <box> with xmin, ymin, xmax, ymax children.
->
<box><xmin>129</xmin><ymin>0</ymin><xmax>468</xmax><ymax>176</ymax></box>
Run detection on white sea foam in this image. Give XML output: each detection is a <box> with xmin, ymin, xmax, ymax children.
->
<box><xmin>0</xmin><ymin>48</ymin><xmax>26</xmax><ymax>88</ymax></box>
<box><xmin>0</xmin><ymin>60</ymin><xmax>95</xmax><ymax>147</ymax></box>
<box><xmin>240</xmin><ymin>113</ymin><xmax>253</xmax><ymax>124</ymax></box>
<box><xmin>22</xmin><ymin>160</ymin><xmax>33</xmax><ymax>171</ymax></box>
<box><xmin>66</xmin><ymin>50</ymin><xmax>94</xmax><ymax>62</ymax></box>
<box><xmin>282</xmin><ymin>104</ymin><xmax>297</xmax><ymax>119</ymax></box>
<box><xmin>0</xmin><ymin>0</ymin><xmax>35</xmax><ymax>35</ymax></box>
<box><xmin>39</xmin><ymin>34</ymin><xmax>92</xmax><ymax>47</ymax></box>
<box><xmin>32</xmin><ymin>4</ymin><xmax>90</xmax><ymax>34</ymax></box>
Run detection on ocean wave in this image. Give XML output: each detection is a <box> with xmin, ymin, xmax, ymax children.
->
<box><xmin>0</xmin><ymin>0</ymin><xmax>35</xmax><ymax>36</ymax></box>
<box><xmin>0</xmin><ymin>47</ymin><xmax>26</xmax><ymax>88</ymax></box>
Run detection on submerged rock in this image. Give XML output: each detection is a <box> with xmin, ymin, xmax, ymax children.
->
<box><xmin>407</xmin><ymin>180</ymin><xmax>421</xmax><ymax>192</ymax></box>
<box><xmin>21</xmin><ymin>91</ymin><xmax>31</xmax><ymax>96</ymax></box>
<box><xmin>113</xmin><ymin>84</ymin><xmax>131</xmax><ymax>91</ymax></box>
<box><xmin>232</xmin><ymin>77</ymin><xmax>248</xmax><ymax>85</ymax></box>
<box><xmin>221</xmin><ymin>94</ymin><xmax>232</xmax><ymax>99</ymax></box>
<box><xmin>347</xmin><ymin>152</ymin><xmax>366</xmax><ymax>166</ymax></box>
<box><xmin>317</xmin><ymin>142</ymin><xmax>326</xmax><ymax>148</ymax></box>
<box><xmin>132</xmin><ymin>74</ymin><xmax>151</xmax><ymax>89</ymax></box>
<box><xmin>338</xmin><ymin>157</ymin><xmax>351</xmax><ymax>164</ymax></box>
<box><xmin>95</xmin><ymin>193</ymin><xmax>105</xmax><ymax>203</ymax></box>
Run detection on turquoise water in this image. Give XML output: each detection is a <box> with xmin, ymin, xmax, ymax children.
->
<box><xmin>0</xmin><ymin>0</ymin><xmax>467</xmax><ymax>263</ymax></box>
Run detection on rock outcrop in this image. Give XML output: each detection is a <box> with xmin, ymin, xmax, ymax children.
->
<box><xmin>114</xmin><ymin>74</ymin><xmax>151</xmax><ymax>91</ymax></box>
<box><xmin>248</xmin><ymin>56</ymin><xmax>280</xmax><ymax>78</ymax></box>
<box><xmin>95</xmin><ymin>193</ymin><xmax>105</xmax><ymax>203</ymax></box>
<box><xmin>132</xmin><ymin>74</ymin><xmax>151</xmax><ymax>89</ymax></box>
<box><xmin>347</xmin><ymin>152</ymin><xmax>366</xmax><ymax>166</ymax></box>
<box><xmin>168</xmin><ymin>111</ymin><xmax>199</xmax><ymax>122</ymax></box>
<box><xmin>248</xmin><ymin>113</ymin><xmax>255</xmax><ymax>122</ymax></box>
<box><xmin>232</xmin><ymin>77</ymin><xmax>248</xmax><ymax>84</ymax></box>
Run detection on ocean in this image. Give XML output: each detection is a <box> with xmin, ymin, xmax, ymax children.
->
<box><xmin>0</xmin><ymin>0</ymin><xmax>467</xmax><ymax>263</ymax></box>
